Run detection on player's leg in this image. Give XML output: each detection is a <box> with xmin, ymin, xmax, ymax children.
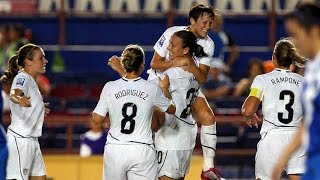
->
<box><xmin>256</xmin><ymin>131</ymin><xmax>289</xmax><ymax>180</ymax></box>
<box><xmin>128</xmin><ymin>145</ymin><xmax>157</xmax><ymax>180</ymax></box>
<box><xmin>30</xmin><ymin>175</ymin><xmax>46</xmax><ymax>180</ymax></box>
<box><xmin>103</xmin><ymin>144</ymin><xmax>127</xmax><ymax>180</ymax></box>
<box><xmin>6</xmin><ymin>133</ymin><xmax>33</xmax><ymax>180</ymax></box>
<box><xmin>191</xmin><ymin>92</ymin><xmax>219</xmax><ymax>179</ymax></box>
<box><xmin>158</xmin><ymin>150</ymin><xmax>193</xmax><ymax>180</ymax></box>
<box><xmin>29</xmin><ymin>139</ymin><xmax>46</xmax><ymax>180</ymax></box>
<box><xmin>286</xmin><ymin>130</ymin><xmax>306</xmax><ymax>180</ymax></box>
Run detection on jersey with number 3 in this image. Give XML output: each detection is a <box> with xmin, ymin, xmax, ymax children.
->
<box><xmin>155</xmin><ymin>67</ymin><xmax>198</xmax><ymax>150</ymax></box>
<box><xmin>93</xmin><ymin>77</ymin><xmax>171</xmax><ymax>145</ymax></box>
<box><xmin>251</xmin><ymin>68</ymin><xmax>304</xmax><ymax>135</ymax></box>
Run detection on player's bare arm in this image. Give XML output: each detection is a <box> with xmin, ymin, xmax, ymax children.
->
<box><xmin>107</xmin><ymin>55</ymin><xmax>126</xmax><ymax>77</ymax></box>
<box><xmin>10</xmin><ymin>88</ymin><xmax>31</xmax><ymax>107</ymax></box>
<box><xmin>175</xmin><ymin>58</ymin><xmax>209</xmax><ymax>84</ymax></box>
<box><xmin>242</xmin><ymin>96</ymin><xmax>261</xmax><ymax>128</ymax></box>
<box><xmin>150</xmin><ymin>52</ymin><xmax>174</xmax><ymax>72</ymax></box>
<box><xmin>92</xmin><ymin>112</ymin><xmax>106</xmax><ymax>125</ymax></box>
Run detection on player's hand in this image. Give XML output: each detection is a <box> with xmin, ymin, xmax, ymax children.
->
<box><xmin>107</xmin><ymin>55</ymin><xmax>122</xmax><ymax>70</ymax></box>
<box><xmin>44</xmin><ymin>102</ymin><xmax>50</xmax><ymax>117</ymax></box>
<box><xmin>173</xmin><ymin>57</ymin><xmax>196</xmax><ymax>73</ymax></box>
<box><xmin>172</xmin><ymin>57</ymin><xmax>190</xmax><ymax>67</ymax></box>
<box><xmin>245</xmin><ymin>113</ymin><xmax>261</xmax><ymax>128</ymax></box>
<box><xmin>19</xmin><ymin>96</ymin><xmax>31</xmax><ymax>107</ymax></box>
<box><xmin>159</xmin><ymin>74</ymin><xmax>170</xmax><ymax>90</ymax></box>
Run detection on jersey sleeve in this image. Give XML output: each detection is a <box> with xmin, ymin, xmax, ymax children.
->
<box><xmin>154</xmin><ymin>85</ymin><xmax>171</xmax><ymax>112</ymax></box>
<box><xmin>93</xmin><ymin>83</ymin><xmax>110</xmax><ymax>117</ymax></box>
<box><xmin>249</xmin><ymin>75</ymin><xmax>265</xmax><ymax>100</ymax></box>
<box><xmin>154</xmin><ymin>28</ymin><xmax>171</xmax><ymax>58</ymax></box>
<box><xmin>199</xmin><ymin>38</ymin><xmax>214</xmax><ymax>67</ymax></box>
<box><xmin>11</xmin><ymin>73</ymin><xmax>30</xmax><ymax>96</ymax></box>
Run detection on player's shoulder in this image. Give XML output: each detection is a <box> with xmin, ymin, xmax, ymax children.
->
<box><xmin>164</xmin><ymin>26</ymin><xmax>187</xmax><ymax>36</ymax></box>
<box><xmin>13</xmin><ymin>71</ymin><xmax>30</xmax><ymax>87</ymax></box>
<box><xmin>165</xmin><ymin>67</ymin><xmax>190</xmax><ymax>79</ymax></box>
<box><xmin>291</xmin><ymin>72</ymin><xmax>304</xmax><ymax>80</ymax></box>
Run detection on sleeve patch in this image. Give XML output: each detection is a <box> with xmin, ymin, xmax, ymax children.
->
<box><xmin>16</xmin><ymin>78</ymin><xmax>25</xmax><ymax>87</ymax></box>
<box><xmin>158</xmin><ymin>35</ymin><xmax>166</xmax><ymax>47</ymax></box>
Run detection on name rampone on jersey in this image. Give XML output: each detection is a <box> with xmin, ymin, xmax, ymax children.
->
<box><xmin>270</xmin><ymin>76</ymin><xmax>301</xmax><ymax>86</ymax></box>
<box><xmin>114</xmin><ymin>89</ymin><xmax>149</xmax><ymax>100</ymax></box>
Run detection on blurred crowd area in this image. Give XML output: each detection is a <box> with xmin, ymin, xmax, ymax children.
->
<box><xmin>0</xmin><ymin>0</ymin><xmax>310</xmax><ymax>179</ymax></box>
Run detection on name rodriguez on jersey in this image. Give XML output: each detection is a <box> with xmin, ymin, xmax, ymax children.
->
<box><xmin>270</xmin><ymin>76</ymin><xmax>301</xmax><ymax>86</ymax></box>
<box><xmin>114</xmin><ymin>89</ymin><xmax>149</xmax><ymax>100</ymax></box>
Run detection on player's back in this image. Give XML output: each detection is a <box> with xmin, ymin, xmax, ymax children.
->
<box><xmin>257</xmin><ymin>69</ymin><xmax>304</xmax><ymax>134</ymax></box>
<box><xmin>105</xmin><ymin>77</ymin><xmax>164</xmax><ymax>145</ymax></box>
<box><xmin>155</xmin><ymin>67</ymin><xmax>198</xmax><ymax>150</ymax></box>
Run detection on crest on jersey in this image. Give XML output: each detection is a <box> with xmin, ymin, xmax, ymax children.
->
<box><xmin>23</xmin><ymin>168</ymin><xmax>28</xmax><ymax>175</ymax></box>
<box><xmin>16</xmin><ymin>78</ymin><xmax>25</xmax><ymax>87</ymax></box>
<box><xmin>158</xmin><ymin>35</ymin><xmax>166</xmax><ymax>47</ymax></box>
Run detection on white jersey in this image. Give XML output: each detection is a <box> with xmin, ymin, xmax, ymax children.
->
<box><xmin>251</xmin><ymin>68</ymin><xmax>304</xmax><ymax>135</ymax></box>
<box><xmin>155</xmin><ymin>67</ymin><xmax>198</xmax><ymax>150</ymax></box>
<box><xmin>94</xmin><ymin>77</ymin><xmax>171</xmax><ymax>146</ymax></box>
<box><xmin>153</xmin><ymin>26</ymin><xmax>214</xmax><ymax>67</ymax></box>
<box><xmin>8</xmin><ymin>71</ymin><xmax>45</xmax><ymax>137</ymax></box>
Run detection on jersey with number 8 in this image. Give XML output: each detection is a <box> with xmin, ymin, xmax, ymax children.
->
<box><xmin>250</xmin><ymin>68</ymin><xmax>304</xmax><ymax>135</ymax></box>
<box><xmin>94</xmin><ymin>77</ymin><xmax>172</xmax><ymax>145</ymax></box>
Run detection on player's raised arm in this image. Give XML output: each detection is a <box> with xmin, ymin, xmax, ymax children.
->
<box><xmin>150</xmin><ymin>52</ymin><xmax>174</xmax><ymax>72</ymax></box>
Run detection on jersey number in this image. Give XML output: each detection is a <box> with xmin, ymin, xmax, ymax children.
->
<box><xmin>180</xmin><ymin>88</ymin><xmax>196</xmax><ymax>118</ymax></box>
<box><xmin>121</xmin><ymin>103</ymin><xmax>137</xmax><ymax>134</ymax></box>
<box><xmin>278</xmin><ymin>90</ymin><xmax>295</xmax><ymax>124</ymax></box>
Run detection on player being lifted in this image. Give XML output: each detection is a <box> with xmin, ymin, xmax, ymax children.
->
<box><xmin>242</xmin><ymin>38</ymin><xmax>306</xmax><ymax>180</ymax></box>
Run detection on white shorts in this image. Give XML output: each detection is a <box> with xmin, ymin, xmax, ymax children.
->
<box><xmin>6</xmin><ymin>132</ymin><xmax>46</xmax><ymax>180</ymax></box>
<box><xmin>255</xmin><ymin>130</ymin><xmax>306</xmax><ymax>179</ymax></box>
<box><xmin>157</xmin><ymin>149</ymin><xmax>193</xmax><ymax>179</ymax></box>
<box><xmin>103</xmin><ymin>143</ymin><xmax>157</xmax><ymax>180</ymax></box>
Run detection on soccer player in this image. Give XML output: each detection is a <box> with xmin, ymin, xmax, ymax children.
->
<box><xmin>272</xmin><ymin>3</ymin><xmax>320</xmax><ymax>180</ymax></box>
<box><xmin>93</xmin><ymin>44</ymin><xmax>176</xmax><ymax>180</ymax></box>
<box><xmin>154</xmin><ymin>30</ymin><xmax>209</xmax><ymax>180</ymax></box>
<box><xmin>242</xmin><ymin>38</ymin><xmax>307</xmax><ymax>180</ymax></box>
<box><xmin>1</xmin><ymin>43</ymin><xmax>50</xmax><ymax>180</ymax></box>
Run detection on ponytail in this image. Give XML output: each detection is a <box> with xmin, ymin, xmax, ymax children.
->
<box><xmin>274</xmin><ymin>38</ymin><xmax>306</xmax><ymax>68</ymax></box>
<box><xmin>194</xmin><ymin>44</ymin><xmax>207</xmax><ymax>57</ymax></box>
<box><xmin>0</xmin><ymin>55</ymin><xmax>20</xmax><ymax>84</ymax></box>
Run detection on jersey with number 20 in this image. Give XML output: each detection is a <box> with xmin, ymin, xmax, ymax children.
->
<box><xmin>94</xmin><ymin>77</ymin><xmax>171</xmax><ymax>145</ymax></box>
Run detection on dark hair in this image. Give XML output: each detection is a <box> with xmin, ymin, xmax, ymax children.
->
<box><xmin>121</xmin><ymin>44</ymin><xmax>145</xmax><ymax>73</ymax></box>
<box><xmin>189</xmin><ymin>4</ymin><xmax>215</xmax><ymax>22</ymax></box>
<box><xmin>286</xmin><ymin>3</ymin><xmax>320</xmax><ymax>31</ymax></box>
<box><xmin>274</xmin><ymin>38</ymin><xmax>306</xmax><ymax>68</ymax></box>
<box><xmin>173</xmin><ymin>30</ymin><xmax>207</xmax><ymax>58</ymax></box>
<box><xmin>0</xmin><ymin>43</ymin><xmax>40</xmax><ymax>84</ymax></box>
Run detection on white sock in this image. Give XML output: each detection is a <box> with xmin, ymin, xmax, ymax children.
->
<box><xmin>201</xmin><ymin>123</ymin><xmax>217</xmax><ymax>171</ymax></box>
